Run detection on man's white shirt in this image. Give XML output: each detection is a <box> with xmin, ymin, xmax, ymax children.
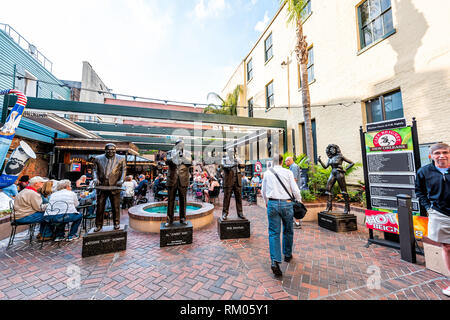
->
<box><xmin>261</xmin><ymin>166</ymin><xmax>302</xmax><ymax>205</ymax></box>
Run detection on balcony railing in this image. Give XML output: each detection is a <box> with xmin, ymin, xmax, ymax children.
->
<box><xmin>0</xmin><ymin>23</ymin><xmax>53</xmax><ymax>73</ymax></box>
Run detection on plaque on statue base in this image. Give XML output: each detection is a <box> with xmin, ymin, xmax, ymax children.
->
<box><xmin>218</xmin><ymin>218</ymin><xmax>250</xmax><ymax>240</ymax></box>
<box><xmin>318</xmin><ymin>212</ymin><xmax>357</xmax><ymax>233</ymax></box>
<box><xmin>160</xmin><ymin>221</ymin><xmax>193</xmax><ymax>247</ymax></box>
<box><xmin>82</xmin><ymin>225</ymin><xmax>128</xmax><ymax>258</ymax></box>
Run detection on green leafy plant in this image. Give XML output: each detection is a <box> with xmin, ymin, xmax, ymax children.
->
<box><xmin>0</xmin><ymin>209</ymin><xmax>11</xmax><ymax>218</ymax></box>
<box><xmin>281</xmin><ymin>152</ymin><xmax>310</xmax><ymax>169</ymax></box>
<box><xmin>308</xmin><ymin>162</ymin><xmax>363</xmax><ymax>197</ymax></box>
<box><xmin>301</xmin><ymin>190</ymin><xmax>316</xmax><ymax>202</ymax></box>
<box><xmin>204</xmin><ymin>85</ymin><xmax>242</xmax><ymax>116</ymax></box>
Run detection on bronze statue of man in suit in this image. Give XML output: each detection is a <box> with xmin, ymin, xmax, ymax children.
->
<box><xmin>221</xmin><ymin>147</ymin><xmax>245</xmax><ymax>220</ymax></box>
<box><xmin>165</xmin><ymin>139</ymin><xmax>192</xmax><ymax>227</ymax></box>
<box><xmin>92</xmin><ymin>143</ymin><xmax>127</xmax><ymax>231</ymax></box>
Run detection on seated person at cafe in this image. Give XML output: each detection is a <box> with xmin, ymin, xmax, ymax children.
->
<box><xmin>17</xmin><ymin>175</ymin><xmax>29</xmax><ymax>192</ymax></box>
<box><xmin>251</xmin><ymin>173</ymin><xmax>261</xmax><ymax>186</ymax></box>
<box><xmin>85</xmin><ymin>168</ymin><xmax>93</xmax><ymax>183</ymax></box>
<box><xmin>45</xmin><ymin>179</ymin><xmax>82</xmax><ymax>242</ymax></box>
<box><xmin>13</xmin><ymin>176</ymin><xmax>48</xmax><ymax>234</ymax></box>
<box><xmin>122</xmin><ymin>176</ymin><xmax>135</xmax><ymax>209</ymax></box>
<box><xmin>76</xmin><ymin>175</ymin><xmax>88</xmax><ymax>188</ymax></box>
<box><xmin>204</xmin><ymin>177</ymin><xmax>220</xmax><ymax>203</ymax></box>
<box><xmin>135</xmin><ymin>174</ymin><xmax>149</xmax><ymax>194</ymax></box>
<box><xmin>40</xmin><ymin>180</ymin><xmax>55</xmax><ymax>204</ymax></box>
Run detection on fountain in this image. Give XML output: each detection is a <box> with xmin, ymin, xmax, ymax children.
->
<box><xmin>128</xmin><ymin>201</ymin><xmax>214</xmax><ymax>233</ymax></box>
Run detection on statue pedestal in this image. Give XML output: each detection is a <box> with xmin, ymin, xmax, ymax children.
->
<box><xmin>218</xmin><ymin>218</ymin><xmax>250</xmax><ymax>240</ymax></box>
<box><xmin>318</xmin><ymin>211</ymin><xmax>357</xmax><ymax>233</ymax></box>
<box><xmin>82</xmin><ymin>225</ymin><xmax>128</xmax><ymax>258</ymax></box>
<box><xmin>160</xmin><ymin>221</ymin><xmax>193</xmax><ymax>247</ymax></box>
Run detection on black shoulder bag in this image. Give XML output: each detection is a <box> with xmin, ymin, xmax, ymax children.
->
<box><xmin>270</xmin><ymin>168</ymin><xmax>307</xmax><ymax>220</ymax></box>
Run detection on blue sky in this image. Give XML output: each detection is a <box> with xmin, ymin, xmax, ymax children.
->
<box><xmin>0</xmin><ymin>0</ymin><xmax>280</xmax><ymax>104</ymax></box>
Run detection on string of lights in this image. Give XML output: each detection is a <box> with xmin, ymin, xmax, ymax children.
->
<box><xmin>0</xmin><ymin>71</ymin><xmax>361</xmax><ymax>110</ymax></box>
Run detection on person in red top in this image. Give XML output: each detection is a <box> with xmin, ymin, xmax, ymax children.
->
<box><xmin>13</xmin><ymin>177</ymin><xmax>49</xmax><ymax>237</ymax></box>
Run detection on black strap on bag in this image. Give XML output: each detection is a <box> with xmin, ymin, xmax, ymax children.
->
<box><xmin>270</xmin><ymin>168</ymin><xmax>307</xmax><ymax>220</ymax></box>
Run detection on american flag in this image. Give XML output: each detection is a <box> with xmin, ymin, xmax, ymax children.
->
<box><xmin>1</xmin><ymin>89</ymin><xmax>28</xmax><ymax>106</ymax></box>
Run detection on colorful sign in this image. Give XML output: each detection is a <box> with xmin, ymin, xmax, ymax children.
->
<box><xmin>365</xmin><ymin>209</ymin><xmax>428</xmax><ymax>239</ymax></box>
<box><xmin>254</xmin><ymin>161</ymin><xmax>262</xmax><ymax>173</ymax></box>
<box><xmin>365</xmin><ymin>127</ymin><xmax>413</xmax><ymax>154</ymax></box>
<box><xmin>71</xmin><ymin>163</ymin><xmax>81</xmax><ymax>172</ymax></box>
<box><xmin>364</xmin><ymin>126</ymin><xmax>420</xmax><ymax>215</ymax></box>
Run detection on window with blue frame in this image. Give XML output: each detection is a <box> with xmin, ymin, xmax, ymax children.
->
<box><xmin>366</xmin><ymin>90</ymin><xmax>404</xmax><ymax>123</ymax></box>
<box><xmin>358</xmin><ymin>0</ymin><xmax>394</xmax><ymax>49</ymax></box>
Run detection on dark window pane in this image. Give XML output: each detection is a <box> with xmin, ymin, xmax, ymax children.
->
<box><xmin>308</xmin><ymin>48</ymin><xmax>314</xmax><ymax>67</ymax></box>
<box><xmin>382</xmin><ymin>10</ymin><xmax>394</xmax><ymax>33</ymax></box>
<box><xmin>360</xmin><ymin>1</ymin><xmax>370</xmax><ymax>26</ymax></box>
<box><xmin>385</xmin><ymin>91</ymin><xmax>404</xmax><ymax>119</ymax></box>
<box><xmin>373</xmin><ymin>17</ymin><xmax>383</xmax><ymax>40</ymax></box>
<box><xmin>369</xmin><ymin>0</ymin><xmax>381</xmax><ymax>20</ymax></box>
<box><xmin>363</xmin><ymin>25</ymin><xmax>373</xmax><ymax>46</ymax></box>
<box><xmin>381</xmin><ymin>0</ymin><xmax>391</xmax><ymax>12</ymax></box>
<box><xmin>369</xmin><ymin>99</ymin><xmax>383</xmax><ymax>123</ymax></box>
<box><xmin>308</xmin><ymin>65</ymin><xmax>314</xmax><ymax>83</ymax></box>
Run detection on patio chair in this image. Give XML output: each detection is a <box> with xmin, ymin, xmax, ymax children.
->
<box><xmin>40</xmin><ymin>201</ymin><xmax>69</xmax><ymax>249</ymax></box>
<box><xmin>7</xmin><ymin>200</ymin><xmax>36</xmax><ymax>250</ymax></box>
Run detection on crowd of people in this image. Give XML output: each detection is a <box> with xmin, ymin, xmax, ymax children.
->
<box><xmin>1</xmin><ymin>143</ymin><xmax>448</xmax><ymax>298</ymax></box>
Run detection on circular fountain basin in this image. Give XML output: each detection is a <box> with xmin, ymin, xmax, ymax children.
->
<box><xmin>128</xmin><ymin>201</ymin><xmax>214</xmax><ymax>233</ymax></box>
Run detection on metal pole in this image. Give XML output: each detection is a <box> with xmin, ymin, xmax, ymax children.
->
<box><xmin>360</xmin><ymin>126</ymin><xmax>374</xmax><ymax>240</ymax></box>
<box><xmin>397</xmin><ymin>194</ymin><xmax>416</xmax><ymax>263</ymax></box>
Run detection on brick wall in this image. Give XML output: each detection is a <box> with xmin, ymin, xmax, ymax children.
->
<box><xmin>7</xmin><ymin>137</ymin><xmax>52</xmax><ymax>179</ymax></box>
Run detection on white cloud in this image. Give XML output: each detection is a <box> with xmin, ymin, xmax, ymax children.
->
<box><xmin>254</xmin><ymin>11</ymin><xmax>269</xmax><ymax>32</ymax></box>
<box><xmin>193</xmin><ymin>0</ymin><xmax>227</xmax><ymax>19</ymax></box>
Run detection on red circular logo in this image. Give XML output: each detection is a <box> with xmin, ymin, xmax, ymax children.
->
<box><xmin>373</xmin><ymin>130</ymin><xmax>402</xmax><ymax>148</ymax></box>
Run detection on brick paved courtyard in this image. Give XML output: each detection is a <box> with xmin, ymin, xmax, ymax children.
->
<box><xmin>0</xmin><ymin>198</ymin><xmax>448</xmax><ymax>301</ymax></box>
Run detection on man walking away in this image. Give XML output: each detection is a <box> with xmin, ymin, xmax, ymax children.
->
<box><xmin>285</xmin><ymin>156</ymin><xmax>303</xmax><ymax>229</ymax></box>
<box><xmin>262</xmin><ymin>155</ymin><xmax>302</xmax><ymax>277</ymax></box>
<box><xmin>415</xmin><ymin>143</ymin><xmax>450</xmax><ymax>297</ymax></box>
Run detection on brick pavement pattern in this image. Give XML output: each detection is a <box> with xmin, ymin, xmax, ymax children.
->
<box><xmin>0</xmin><ymin>197</ymin><xmax>449</xmax><ymax>300</ymax></box>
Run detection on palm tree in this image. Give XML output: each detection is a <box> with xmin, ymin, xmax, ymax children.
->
<box><xmin>281</xmin><ymin>0</ymin><xmax>315</xmax><ymax>171</ymax></box>
<box><xmin>204</xmin><ymin>85</ymin><xmax>242</xmax><ymax>116</ymax></box>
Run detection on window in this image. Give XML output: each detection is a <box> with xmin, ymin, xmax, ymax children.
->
<box><xmin>300</xmin><ymin>119</ymin><xmax>318</xmax><ymax>164</ymax></box>
<box><xmin>265</xmin><ymin>81</ymin><xmax>274</xmax><ymax>110</ymax></box>
<box><xmin>24</xmin><ymin>70</ymin><xmax>37</xmax><ymax>97</ymax></box>
<box><xmin>264</xmin><ymin>33</ymin><xmax>273</xmax><ymax>62</ymax></box>
<box><xmin>247</xmin><ymin>59</ymin><xmax>253</xmax><ymax>82</ymax></box>
<box><xmin>297</xmin><ymin>46</ymin><xmax>315</xmax><ymax>88</ymax></box>
<box><xmin>301</xmin><ymin>0</ymin><xmax>312</xmax><ymax>20</ymax></box>
<box><xmin>358</xmin><ymin>0</ymin><xmax>394</xmax><ymax>49</ymax></box>
<box><xmin>366</xmin><ymin>90</ymin><xmax>404</xmax><ymax>123</ymax></box>
<box><xmin>307</xmin><ymin>47</ymin><xmax>314</xmax><ymax>83</ymax></box>
<box><xmin>248</xmin><ymin>98</ymin><xmax>254</xmax><ymax>118</ymax></box>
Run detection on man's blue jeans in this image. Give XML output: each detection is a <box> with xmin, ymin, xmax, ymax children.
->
<box><xmin>15</xmin><ymin>212</ymin><xmax>46</xmax><ymax>235</ymax></box>
<box><xmin>267</xmin><ymin>200</ymin><xmax>294</xmax><ymax>263</ymax></box>
<box><xmin>43</xmin><ymin>214</ymin><xmax>82</xmax><ymax>238</ymax></box>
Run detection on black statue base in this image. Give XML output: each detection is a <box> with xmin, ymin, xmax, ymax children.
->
<box><xmin>160</xmin><ymin>221</ymin><xmax>193</xmax><ymax>247</ymax></box>
<box><xmin>218</xmin><ymin>217</ymin><xmax>250</xmax><ymax>240</ymax></box>
<box><xmin>82</xmin><ymin>225</ymin><xmax>128</xmax><ymax>258</ymax></box>
<box><xmin>318</xmin><ymin>211</ymin><xmax>357</xmax><ymax>233</ymax></box>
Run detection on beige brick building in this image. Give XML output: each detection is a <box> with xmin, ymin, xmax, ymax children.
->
<box><xmin>222</xmin><ymin>0</ymin><xmax>450</xmax><ymax>180</ymax></box>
